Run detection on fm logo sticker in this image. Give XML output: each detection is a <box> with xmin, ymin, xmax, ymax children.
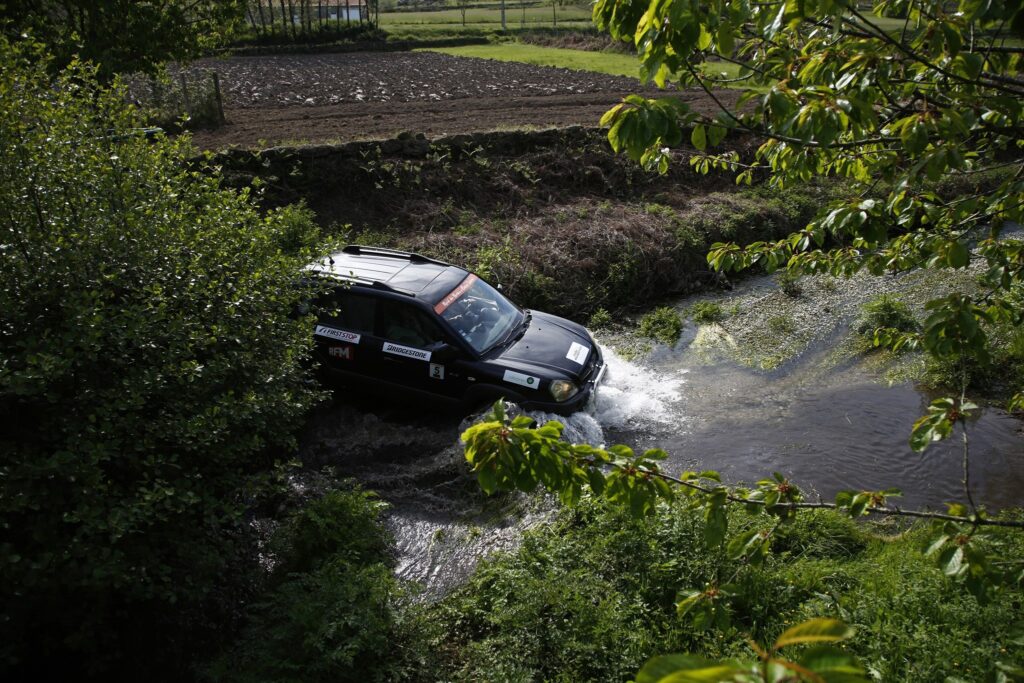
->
<box><xmin>328</xmin><ymin>345</ymin><xmax>353</xmax><ymax>360</ymax></box>
<box><xmin>503</xmin><ymin>369</ymin><xmax>539</xmax><ymax>390</ymax></box>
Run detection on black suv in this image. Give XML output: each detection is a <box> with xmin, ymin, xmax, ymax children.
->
<box><xmin>307</xmin><ymin>246</ymin><xmax>605</xmax><ymax>414</ymax></box>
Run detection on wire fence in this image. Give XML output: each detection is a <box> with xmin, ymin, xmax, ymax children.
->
<box><xmin>129</xmin><ymin>70</ymin><xmax>226</xmax><ymax>131</ymax></box>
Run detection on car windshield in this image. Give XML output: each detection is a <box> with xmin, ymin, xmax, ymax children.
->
<box><xmin>435</xmin><ymin>274</ymin><xmax>522</xmax><ymax>353</ymax></box>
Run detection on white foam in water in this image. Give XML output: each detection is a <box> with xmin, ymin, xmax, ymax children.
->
<box><xmin>590</xmin><ymin>345</ymin><xmax>686</xmax><ymax>429</ymax></box>
<box><xmin>525</xmin><ymin>344</ymin><xmax>686</xmax><ymax>446</ymax></box>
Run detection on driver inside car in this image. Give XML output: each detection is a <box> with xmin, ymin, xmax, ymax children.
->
<box><xmin>384</xmin><ymin>306</ymin><xmax>430</xmax><ymax>347</ymax></box>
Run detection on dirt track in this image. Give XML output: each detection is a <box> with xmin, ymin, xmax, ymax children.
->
<box><xmin>186</xmin><ymin>52</ymin><xmax>737</xmax><ymax>149</ymax></box>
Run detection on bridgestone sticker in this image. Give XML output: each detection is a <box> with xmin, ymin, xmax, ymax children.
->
<box><xmin>314</xmin><ymin>325</ymin><xmax>361</xmax><ymax>345</ymax></box>
<box><xmin>503</xmin><ymin>369</ymin><xmax>540</xmax><ymax>390</ymax></box>
<box><xmin>434</xmin><ymin>274</ymin><xmax>479</xmax><ymax>314</ymax></box>
<box><xmin>383</xmin><ymin>341</ymin><xmax>431</xmax><ymax>362</ymax></box>
<box><xmin>565</xmin><ymin>341</ymin><xmax>590</xmax><ymax>365</ymax></box>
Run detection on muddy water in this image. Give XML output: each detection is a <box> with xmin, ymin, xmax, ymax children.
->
<box><xmin>608</xmin><ymin>339</ymin><xmax>1024</xmax><ymax>511</ymax></box>
<box><xmin>296</xmin><ymin>351</ymin><xmax>686</xmax><ymax>597</ymax></box>
<box><xmin>614</xmin><ymin>265</ymin><xmax>1024</xmax><ymax>512</ymax></box>
<box><xmin>298</xmin><ymin>272</ymin><xmax>1023</xmax><ymax>596</ymax></box>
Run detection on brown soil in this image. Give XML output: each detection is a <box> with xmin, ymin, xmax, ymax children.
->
<box><xmin>186</xmin><ymin>52</ymin><xmax>737</xmax><ymax>149</ymax></box>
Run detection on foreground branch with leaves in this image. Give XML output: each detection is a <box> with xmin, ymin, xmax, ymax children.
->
<box><xmin>637</xmin><ymin>618</ymin><xmax>868</xmax><ymax>682</ymax></box>
<box><xmin>596</xmin><ymin>0</ymin><xmax>1023</xmax><ymax>414</ymax></box>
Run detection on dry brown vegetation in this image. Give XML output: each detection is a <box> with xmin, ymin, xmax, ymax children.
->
<box><xmin>216</xmin><ymin>127</ymin><xmax>828</xmax><ymax>317</ymax></box>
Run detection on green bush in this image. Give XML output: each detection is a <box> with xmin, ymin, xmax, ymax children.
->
<box><xmin>588</xmin><ymin>308</ymin><xmax>613</xmax><ymax>329</ymax></box>
<box><xmin>210</xmin><ymin>486</ymin><xmax>409</xmax><ymax>683</ymax></box>
<box><xmin>688</xmin><ymin>301</ymin><xmax>724</xmax><ymax>324</ymax></box>
<box><xmin>270</xmin><ymin>488</ymin><xmax>391</xmax><ymax>577</ymax></box>
<box><xmin>768</xmin><ymin>314</ymin><xmax>796</xmax><ymax>335</ymax></box>
<box><xmin>638</xmin><ymin>306</ymin><xmax>684</xmax><ymax>344</ymax></box>
<box><xmin>777</xmin><ymin>269</ymin><xmax>803</xmax><ymax>297</ymax></box>
<box><xmin>0</xmin><ymin>39</ymin><xmax>323</xmax><ymax>676</ymax></box>
<box><xmin>417</xmin><ymin>498</ymin><xmax>1024</xmax><ymax>682</ymax></box>
<box><xmin>922</xmin><ymin>286</ymin><xmax>1023</xmax><ymax>398</ymax></box>
<box><xmin>856</xmin><ymin>294</ymin><xmax>919</xmax><ymax>338</ymax></box>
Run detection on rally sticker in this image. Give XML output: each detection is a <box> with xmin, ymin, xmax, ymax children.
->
<box><xmin>429</xmin><ymin>363</ymin><xmax>445</xmax><ymax>380</ymax></box>
<box><xmin>565</xmin><ymin>341</ymin><xmax>590</xmax><ymax>366</ymax></box>
<box><xmin>314</xmin><ymin>325</ymin><xmax>361</xmax><ymax>344</ymax></box>
<box><xmin>383</xmin><ymin>341</ymin><xmax>431</xmax><ymax>362</ymax></box>
<box><xmin>503</xmin><ymin>369</ymin><xmax>540</xmax><ymax>390</ymax></box>
<box><xmin>434</xmin><ymin>274</ymin><xmax>479</xmax><ymax>314</ymax></box>
<box><xmin>328</xmin><ymin>346</ymin><xmax>353</xmax><ymax>360</ymax></box>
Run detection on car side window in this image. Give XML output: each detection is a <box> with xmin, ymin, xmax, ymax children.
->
<box><xmin>317</xmin><ymin>288</ymin><xmax>375</xmax><ymax>334</ymax></box>
<box><xmin>341</xmin><ymin>292</ymin><xmax>375</xmax><ymax>334</ymax></box>
<box><xmin>376</xmin><ymin>300</ymin><xmax>445</xmax><ymax>348</ymax></box>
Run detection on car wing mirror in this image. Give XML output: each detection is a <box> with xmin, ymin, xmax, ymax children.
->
<box><xmin>430</xmin><ymin>342</ymin><xmax>459</xmax><ymax>362</ymax></box>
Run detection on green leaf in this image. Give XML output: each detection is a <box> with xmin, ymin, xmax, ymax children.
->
<box><xmin>774</xmin><ymin>618</ymin><xmax>855</xmax><ymax>649</ymax></box>
<box><xmin>925</xmin><ymin>534</ymin><xmax>950</xmax><ymax>556</ymax></box>
<box><xmin>726</xmin><ymin>530</ymin><xmax>760</xmax><ymax>560</ymax></box>
<box><xmin>704</xmin><ymin>504</ymin><xmax>728</xmax><ymax>549</ymax></box>
<box><xmin>635</xmin><ymin>654</ymin><xmax>744</xmax><ymax>683</ymax></box>
<box><xmin>901</xmin><ymin>119</ymin><xmax>929</xmax><ymax>155</ymax></box>
<box><xmin>476</xmin><ymin>464</ymin><xmax>497</xmax><ymax>495</ymax></box>
<box><xmin>947</xmin><ymin>241</ymin><xmax>969</xmax><ymax>268</ymax></box>
<box><xmin>716</xmin><ymin>26</ymin><xmax>735</xmax><ymax>55</ymax></box>
<box><xmin>847</xmin><ymin>493</ymin><xmax>868</xmax><ymax>518</ymax></box>
<box><xmin>798</xmin><ymin>645</ymin><xmax>871</xmax><ymax>682</ymax></box>
<box><xmin>691</xmin><ymin>124</ymin><xmax>708</xmax><ymax>151</ymax></box>
<box><xmin>938</xmin><ymin>546</ymin><xmax>965</xmax><ymax>577</ymax></box>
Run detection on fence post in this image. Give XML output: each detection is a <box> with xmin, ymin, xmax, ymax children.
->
<box><xmin>150</xmin><ymin>75</ymin><xmax>162</xmax><ymax>110</ymax></box>
<box><xmin>179</xmin><ymin>72</ymin><xmax>191</xmax><ymax>115</ymax></box>
<box><xmin>212</xmin><ymin>72</ymin><xmax>226</xmax><ymax>125</ymax></box>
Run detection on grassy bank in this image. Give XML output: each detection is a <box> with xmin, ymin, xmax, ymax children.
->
<box><xmin>422</xmin><ymin>42</ymin><xmax>745</xmax><ymax>81</ymax></box>
<box><xmin>381</xmin><ymin>5</ymin><xmax>592</xmax><ymax>38</ymax></box>
<box><xmin>411</xmin><ymin>499</ymin><xmax>1024</xmax><ymax>681</ymax></box>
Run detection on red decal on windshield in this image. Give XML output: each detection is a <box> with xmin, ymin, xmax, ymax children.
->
<box><xmin>434</xmin><ymin>274</ymin><xmax>478</xmax><ymax>314</ymax></box>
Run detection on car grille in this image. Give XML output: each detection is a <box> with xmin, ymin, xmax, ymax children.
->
<box><xmin>578</xmin><ymin>344</ymin><xmax>602</xmax><ymax>383</ymax></box>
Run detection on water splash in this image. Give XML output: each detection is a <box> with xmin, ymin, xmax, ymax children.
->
<box><xmin>590</xmin><ymin>345</ymin><xmax>687</xmax><ymax>430</ymax></box>
<box><xmin>526</xmin><ymin>344</ymin><xmax>687</xmax><ymax>447</ymax></box>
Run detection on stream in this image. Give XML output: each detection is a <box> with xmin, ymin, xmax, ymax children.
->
<box><xmin>297</xmin><ymin>265</ymin><xmax>1024</xmax><ymax>597</ymax></box>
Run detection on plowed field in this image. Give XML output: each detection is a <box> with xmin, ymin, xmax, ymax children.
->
<box><xmin>187</xmin><ymin>51</ymin><xmax>736</xmax><ymax>149</ymax></box>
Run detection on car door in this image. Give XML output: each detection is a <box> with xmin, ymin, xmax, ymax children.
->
<box><xmin>313</xmin><ymin>287</ymin><xmax>377</xmax><ymax>379</ymax></box>
<box><xmin>374</xmin><ymin>298</ymin><xmax>466</xmax><ymax>400</ymax></box>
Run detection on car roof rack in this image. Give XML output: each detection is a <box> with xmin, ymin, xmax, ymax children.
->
<box><xmin>307</xmin><ymin>266</ymin><xmax>415</xmax><ymax>297</ymax></box>
<box><xmin>341</xmin><ymin>244</ymin><xmax>450</xmax><ymax>267</ymax></box>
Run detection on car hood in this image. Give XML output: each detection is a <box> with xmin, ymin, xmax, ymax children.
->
<box><xmin>491</xmin><ymin>311</ymin><xmax>595</xmax><ymax>380</ymax></box>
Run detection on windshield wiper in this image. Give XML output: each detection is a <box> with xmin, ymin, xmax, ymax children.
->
<box><xmin>515</xmin><ymin>310</ymin><xmax>532</xmax><ymax>340</ymax></box>
<box><xmin>490</xmin><ymin>310</ymin><xmax>531</xmax><ymax>352</ymax></box>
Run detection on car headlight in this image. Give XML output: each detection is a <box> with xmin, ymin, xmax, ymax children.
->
<box><xmin>549</xmin><ymin>379</ymin><xmax>579</xmax><ymax>402</ymax></box>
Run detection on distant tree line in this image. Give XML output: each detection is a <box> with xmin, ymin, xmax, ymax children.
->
<box><xmin>0</xmin><ymin>0</ymin><xmax>242</xmax><ymax>78</ymax></box>
<box><xmin>243</xmin><ymin>0</ymin><xmax>381</xmax><ymax>41</ymax></box>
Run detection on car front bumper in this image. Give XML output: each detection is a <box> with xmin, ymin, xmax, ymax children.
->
<box><xmin>521</xmin><ymin>343</ymin><xmax>606</xmax><ymax>416</ymax></box>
